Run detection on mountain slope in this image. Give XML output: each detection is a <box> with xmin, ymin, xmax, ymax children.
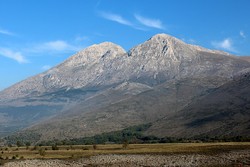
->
<box><xmin>146</xmin><ymin>72</ymin><xmax>250</xmax><ymax>138</ymax></box>
<box><xmin>239</xmin><ymin>56</ymin><xmax>250</xmax><ymax>63</ymax></box>
<box><xmin>0</xmin><ymin>42</ymin><xmax>126</xmax><ymax>137</ymax></box>
<box><xmin>5</xmin><ymin>77</ymin><xmax>235</xmax><ymax>142</ymax></box>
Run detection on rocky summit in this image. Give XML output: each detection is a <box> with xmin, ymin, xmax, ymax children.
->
<box><xmin>0</xmin><ymin>33</ymin><xmax>250</xmax><ymax>143</ymax></box>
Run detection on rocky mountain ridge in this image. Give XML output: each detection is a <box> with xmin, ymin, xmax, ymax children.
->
<box><xmin>1</xmin><ymin>34</ymin><xmax>247</xmax><ymax>101</ymax></box>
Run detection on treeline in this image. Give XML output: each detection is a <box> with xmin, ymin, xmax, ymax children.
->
<box><xmin>38</xmin><ymin>135</ymin><xmax>250</xmax><ymax>147</ymax></box>
<box><xmin>5</xmin><ymin>132</ymin><xmax>41</xmax><ymax>145</ymax></box>
<box><xmin>37</xmin><ymin>124</ymin><xmax>250</xmax><ymax>146</ymax></box>
<box><xmin>38</xmin><ymin>124</ymin><xmax>154</xmax><ymax>146</ymax></box>
<box><xmin>192</xmin><ymin>135</ymin><xmax>250</xmax><ymax>143</ymax></box>
<box><xmin>4</xmin><ymin>123</ymin><xmax>250</xmax><ymax>146</ymax></box>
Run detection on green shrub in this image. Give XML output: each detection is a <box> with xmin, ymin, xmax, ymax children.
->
<box><xmin>39</xmin><ymin>148</ymin><xmax>46</xmax><ymax>156</ymax></box>
<box><xmin>52</xmin><ymin>145</ymin><xmax>59</xmax><ymax>150</ymax></box>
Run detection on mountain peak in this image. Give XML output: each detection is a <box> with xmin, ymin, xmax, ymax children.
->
<box><xmin>78</xmin><ymin>41</ymin><xmax>126</xmax><ymax>57</ymax></box>
<box><xmin>149</xmin><ymin>33</ymin><xmax>185</xmax><ymax>44</ymax></box>
<box><xmin>149</xmin><ymin>33</ymin><xmax>231</xmax><ymax>56</ymax></box>
<box><xmin>150</xmin><ymin>33</ymin><xmax>176</xmax><ymax>39</ymax></box>
<box><xmin>88</xmin><ymin>42</ymin><xmax>125</xmax><ymax>51</ymax></box>
<box><xmin>62</xmin><ymin>42</ymin><xmax>126</xmax><ymax>68</ymax></box>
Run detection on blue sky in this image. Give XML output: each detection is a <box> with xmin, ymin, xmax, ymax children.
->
<box><xmin>0</xmin><ymin>0</ymin><xmax>250</xmax><ymax>90</ymax></box>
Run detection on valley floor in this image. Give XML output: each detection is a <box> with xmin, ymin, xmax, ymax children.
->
<box><xmin>3</xmin><ymin>151</ymin><xmax>250</xmax><ymax>167</ymax></box>
<box><xmin>1</xmin><ymin>143</ymin><xmax>250</xmax><ymax>167</ymax></box>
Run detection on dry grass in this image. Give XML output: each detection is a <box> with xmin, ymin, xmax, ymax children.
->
<box><xmin>0</xmin><ymin>142</ymin><xmax>249</xmax><ymax>160</ymax></box>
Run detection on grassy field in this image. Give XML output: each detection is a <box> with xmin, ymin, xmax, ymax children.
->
<box><xmin>0</xmin><ymin>142</ymin><xmax>250</xmax><ymax>161</ymax></box>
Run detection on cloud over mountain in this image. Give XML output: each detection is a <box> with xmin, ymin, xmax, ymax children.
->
<box><xmin>134</xmin><ymin>14</ymin><xmax>165</xmax><ymax>29</ymax></box>
<box><xmin>212</xmin><ymin>38</ymin><xmax>236</xmax><ymax>52</ymax></box>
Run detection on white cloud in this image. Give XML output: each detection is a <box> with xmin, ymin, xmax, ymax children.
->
<box><xmin>41</xmin><ymin>40</ymin><xmax>77</xmax><ymax>51</ymax></box>
<box><xmin>0</xmin><ymin>47</ymin><xmax>28</xmax><ymax>63</ymax></box>
<box><xmin>99</xmin><ymin>12</ymin><xmax>164</xmax><ymax>31</ymax></box>
<box><xmin>134</xmin><ymin>14</ymin><xmax>165</xmax><ymax>30</ymax></box>
<box><xmin>30</xmin><ymin>40</ymin><xmax>80</xmax><ymax>53</ymax></box>
<box><xmin>211</xmin><ymin>38</ymin><xmax>236</xmax><ymax>52</ymax></box>
<box><xmin>240</xmin><ymin>31</ymin><xmax>246</xmax><ymax>38</ymax></box>
<box><xmin>75</xmin><ymin>36</ymin><xmax>89</xmax><ymax>42</ymax></box>
<box><xmin>99</xmin><ymin>12</ymin><xmax>133</xmax><ymax>26</ymax></box>
<box><xmin>0</xmin><ymin>28</ymin><xmax>14</xmax><ymax>36</ymax></box>
<box><xmin>41</xmin><ymin>65</ymin><xmax>52</xmax><ymax>71</ymax></box>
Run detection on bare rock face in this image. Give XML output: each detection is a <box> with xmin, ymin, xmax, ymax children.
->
<box><xmin>1</xmin><ymin>33</ymin><xmax>250</xmax><ymax>140</ymax></box>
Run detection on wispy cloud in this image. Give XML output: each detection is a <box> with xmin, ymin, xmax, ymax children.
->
<box><xmin>0</xmin><ymin>28</ymin><xmax>14</xmax><ymax>36</ymax></box>
<box><xmin>99</xmin><ymin>11</ymin><xmax>165</xmax><ymax>31</ymax></box>
<box><xmin>0</xmin><ymin>47</ymin><xmax>28</xmax><ymax>63</ymax></box>
<box><xmin>99</xmin><ymin>12</ymin><xmax>133</xmax><ymax>26</ymax></box>
<box><xmin>134</xmin><ymin>14</ymin><xmax>165</xmax><ymax>30</ymax></box>
<box><xmin>75</xmin><ymin>36</ymin><xmax>89</xmax><ymax>42</ymax></box>
<box><xmin>41</xmin><ymin>65</ymin><xmax>52</xmax><ymax>71</ymax></box>
<box><xmin>0</xmin><ymin>38</ymin><xmax>85</xmax><ymax>65</ymax></box>
<box><xmin>29</xmin><ymin>40</ymin><xmax>81</xmax><ymax>53</ymax></box>
<box><xmin>211</xmin><ymin>38</ymin><xmax>236</xmax><ymax>52</ymax></box>
<box><xmin>240</xmin><ymin>30</ymin><xmax>246</xmax><ymax>38</ymax></box>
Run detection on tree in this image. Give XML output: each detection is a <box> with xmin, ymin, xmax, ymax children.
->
<box><xmin>122</xmin><ymin>139</ymin><xmax>129</xmax><ymax>149</ymax></box>
<box><xmin>93</xmin><ymin>144</ymin><xmax>97</xmax><ymax>150</ymax></box>
<box><xmin>16</xmin><ymin>141</ymin><xmax>22</xmax><ymax>147</ymax></box>
<box><xmin>25</xmin><ymin>142</ymin><xmax>31</xmax><ymax>150</ymax></box>
<box><xmin>52</xmin><ymin>144</ymin><xmax>59</xmax><ymax>150</ymax></box>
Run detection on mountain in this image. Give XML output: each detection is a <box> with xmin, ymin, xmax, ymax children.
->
<box><xmin>1</xmin><ymin>34</ymin><xmax>250</xmax><ymax>142</ymax></box>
